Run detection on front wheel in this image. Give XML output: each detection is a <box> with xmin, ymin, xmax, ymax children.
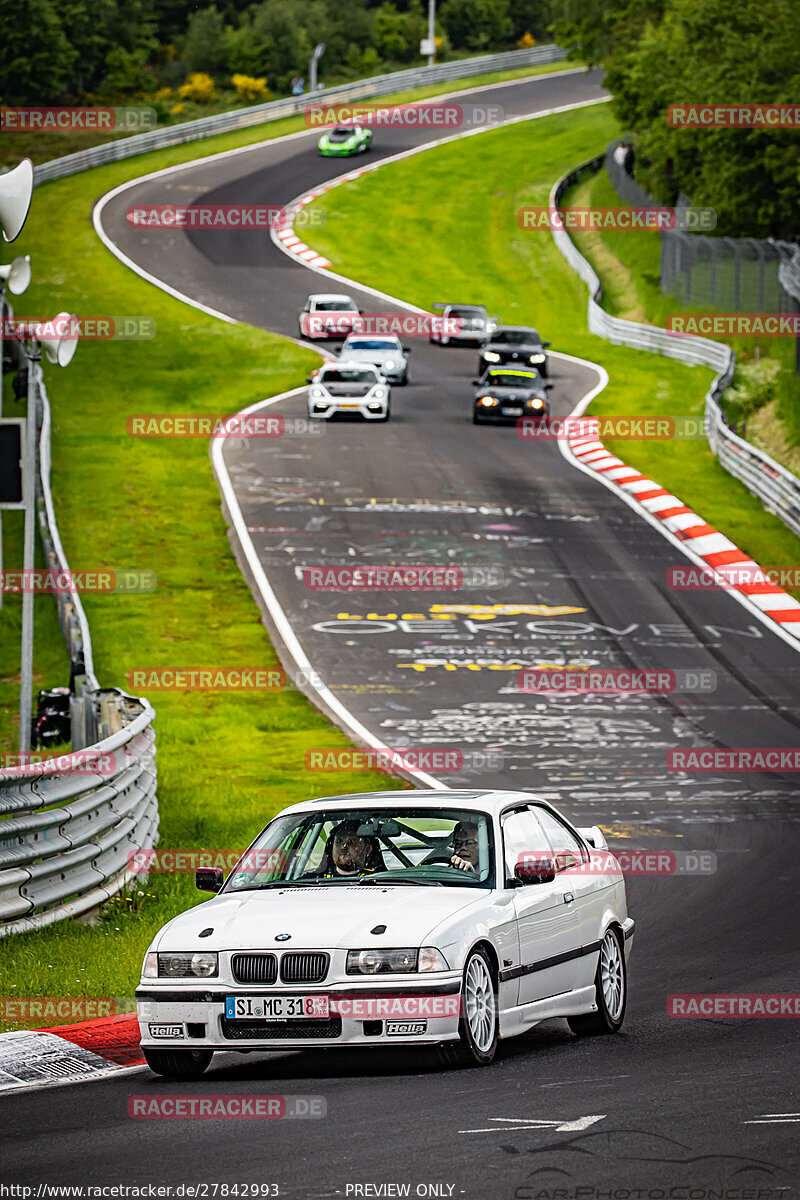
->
<box><xmin>439</xmin><ymin>946</ymin><xmax>498</xmax><ymax>1068</ymax></box>
<box><xmin>567</xmin><ymin>927</ymin><xmax>627</xmax><ymax>1036</ymax></box>
<box><xmin>143</xmin><ymin>1047</ymin><xmax>213</xmax><ymax>1079</ymax></box>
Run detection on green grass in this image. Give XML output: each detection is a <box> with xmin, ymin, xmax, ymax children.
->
<box><xmin>0</xmin><ymin>58</ymin><xmax>580</xmax><ymax>169</ymax></box>
<box><xmin>302</xmin><ymin>108</ymin><xmax>800</xmax><ymax>593</ymax></box>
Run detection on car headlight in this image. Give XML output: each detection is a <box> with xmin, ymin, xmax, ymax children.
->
<box><xmin>527</xmin><ymin>398</ymin><xmax>544</xmax><ymax>409</ymax></box>
<box><xmin>483</xmin><ymin>351</ymin><xmax>501</xmax><ymax>362</ymax></box>
<box><xmin>529</xmin><ymin>353</ymin><xmax>545</xmax><ymax>363</ymax></box>
<box><xmin>156</xmin><ymin>952</ymin><xmax>218</xmax><ymax>979</ymax></box>
<box><xmin>383</xmin><ymin>360</ymin><xmax>395</xmax><ymax>370</ymax></box>
<box><xmin>310</xmin><ymin>387</ymin><xmax>325</xmax><ymax>398</ymax></box>
<box><xmin>142</xmin><ymin>951</ymin><xmax>158</xmax><ymax>979</ymax></box>
<box><xmin>347</xmin><ymin>948</ymin><xmax>418</xmax><ymax>975</ymax></box>
<box><xmin>478</xmin><ymin>396</ymin><xmax>499</xmax><ymax>407</ymax></box>
<box><xmin>373</xmin><ymin>387</ymin><xmax>386</xmax><ymax>398</ymax></box>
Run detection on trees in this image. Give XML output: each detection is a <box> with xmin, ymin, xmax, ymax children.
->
<box><xmin>551</xmin><ymin>0</ymin><xmax>800</xmax><ymax>239</ymax></box>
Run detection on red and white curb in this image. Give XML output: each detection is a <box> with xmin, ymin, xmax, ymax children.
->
<box><xmin>275</xmin><ymin>194</ymin><xmax>335</xmax><ymax>269</ymax></box>
<box><xmin>568</xmin><ymin>421</ymin><xmax>800</xmax><ymax>639</ymax></box>
<box><xmin>0</xmin><ymin>1014</ymin><xmax>143</xmax><ymax>1091</ymax></box>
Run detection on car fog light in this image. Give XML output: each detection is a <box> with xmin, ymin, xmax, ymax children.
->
<box><xmin>479</xmin><ymin>397</ymin><xmax>499</xmax><ymax>407</ymax></box>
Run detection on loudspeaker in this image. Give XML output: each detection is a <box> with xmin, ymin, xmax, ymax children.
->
<box><xmin>0</xmin><ymin>159</ymin><xmax>34</xmax><ymax>243</ymax></box>
<box><xmin>38</xmin><ymin>313</ymin><xmax>79</xmax><ymax>367</ymax></box>
<box><xmin>0</xmin><ymin>254</ymin><xmax>31</xmax><ymax>295</ymax></box>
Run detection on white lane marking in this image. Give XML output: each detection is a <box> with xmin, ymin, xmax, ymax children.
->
<box><xmin>459</xmin><ymin>1114</ymin><xmax>605</xmax><ymax>1134</ymax></box>
<box><xmin>744</xmin><ymin>1114</ymin><xmax>800</xmax><ymax>1124</ymax></box>
<box><xmin>209</xmin><ymin>388</ymin><xmax>445</xmax><ymax>790</ymax></box>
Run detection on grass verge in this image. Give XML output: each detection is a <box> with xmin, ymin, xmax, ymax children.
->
<box><xmin>301</xmin><ymin>107</ymin><xmax>800</xmax><ymax>593</ymax></box>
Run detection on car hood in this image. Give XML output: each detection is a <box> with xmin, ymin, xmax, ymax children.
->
<box><xmin>155</xmin><ymin>885</ymin><xmax>480</xmax><ymax>952</ymax></box>
<box><xmin>344</xmin><ymin>349</ymin><xmax>402</xmax><ymax>366</ymax></box>
<box><xmin>485</xmin><ymin>342</ymin><xmax>543</xmax><ymax>355</ymax></box>
<box><xmin>475</xmin><ymin>385</ymin><xmax>541</xmax><ymax>400</ymax></box>
<box><xmin>322</xmin><ymin>382</ymin><xmax>375</xmax><ymax>397</ymax></box>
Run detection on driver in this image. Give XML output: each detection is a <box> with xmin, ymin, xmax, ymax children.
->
<box><xmin>312</xmin><ymin>819</ymin><xmax>385</xmax><ymax>879</ymax></box>
<box><xmin>449</xmin><ymin>822</ymin><xmax>480</xmax><ymax>873</ymax></box>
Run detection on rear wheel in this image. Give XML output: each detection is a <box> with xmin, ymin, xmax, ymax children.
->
<box><xmin>567</xmin><ymin>927</ymin><xmax>626</xmax><ymax>1036</ymax></box>
<box><xmin>439</xmin><ymin>946</ymin><xmax>498</xmax><ymax>1068</ymax></box>
<box><xmin>143</xmin><ymin>1048</ymin><xmax>213</xmax><ymax>1079</ymax></box>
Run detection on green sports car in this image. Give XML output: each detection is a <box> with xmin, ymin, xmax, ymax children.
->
<box><xmin>318</xmin><ymin>124</ymin><xmax>372</xmax><ymax>157</ymax></box>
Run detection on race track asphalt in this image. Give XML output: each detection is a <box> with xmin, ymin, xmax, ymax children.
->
<box><xmin>3</xmin><ymin>67</ymin><xmax>799</xmax><ymax>1198</ymax></box>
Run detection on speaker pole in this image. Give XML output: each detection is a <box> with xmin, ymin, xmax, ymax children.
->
<box><xmin>18</xmin><ymin>346</ymin><xmax>39</xmax><ymax>753</ymax></box>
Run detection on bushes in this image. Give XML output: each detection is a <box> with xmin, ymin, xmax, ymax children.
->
<box><xmin>231</xmin><ymin>74</ymin><xmax>271</xmax><ymax>101</ymax></box>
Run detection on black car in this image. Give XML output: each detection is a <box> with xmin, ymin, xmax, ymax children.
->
<box><xmin>478</xmin><ymin>326</ymin><xmax>551</xmax><ymax>377</ymax></box>
<box><xmin>472</xmin><ymin>366</ymin><xmax>552</xmax><ymax>425</ymax></box>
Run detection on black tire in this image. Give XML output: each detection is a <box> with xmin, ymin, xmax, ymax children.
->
<box><xmin>567</xmin><ymin>927</ymin><xmax>627</xmax><ymax>1036</ymax></box>
<box><xmin>143</xmin><ymin>1047</ymin><xmax>213</xmax><ymax>1078</ymax></box>
<box><xmin>473</xmin><ymin>411</ymin><xmax>482</xmax><ymax>424</ymax></box>
<box><xmin>440</xmin><ymin>336</ymin><xmax>450</xmax><ymax>346</ymax></box>
<box><xmin>377</xmin><ymin>405</ymin><xmax>391</xmax><ymax>422</ymax></box>
<box><xmin>400</xmin><ymin>372</ymin><xmax>409</xmax><ymax>386</ymax></box>
<box><xmin>438</xmin><ymin>945</ymin><xmax>498</xmax><ymax>1068</ymax></box>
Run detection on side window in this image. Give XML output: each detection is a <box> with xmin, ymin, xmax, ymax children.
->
<box><xmin>501</xmin><ymin>809</ymin><xmax>551</xmax><ymax>882</ymax></box>
<box><xmin>535</xmin><ymin>808</ymin><xmax>587</xmax><ymax>870</ymax></box>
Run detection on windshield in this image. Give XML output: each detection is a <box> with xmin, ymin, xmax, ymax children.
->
<box><xmin>315</xmin><ymin>300</ymin><xmax>357</xmax><ymax>312</ymax></box>
<box><xmin>345</xmin><ymin>339</ymin><xmax>399</xmax><ymax>351</ymax></box>
<box><xmin>450</xmin><ymin>308</ymin><xmax>484</xmax><ymax>319</ymax></box>
<box><xmin>224</xmin><ymin>808</ymin><xmax>495</xmax><ymax>890</ymax></box>
<box><xmin>484</xmin><ymin>372</ymin><xmax>539</xmax><ymax>388</ymax></box>
<box><xmin>493</xmin><ymin>329</ymin><xmax>539</xmax><ymax>345</ymax></box>
<box><xmin>319</xmin><ymin>368</ymin><xmax>379</xmax><ymax>384</ymax></box>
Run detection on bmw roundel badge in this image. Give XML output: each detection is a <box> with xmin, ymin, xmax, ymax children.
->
<box><xmin>275</xmin><ymin>933</ymin><xmax>291</xmax><ymax>941</ymax></box>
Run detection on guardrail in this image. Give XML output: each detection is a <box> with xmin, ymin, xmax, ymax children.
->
<box><xmin>0</xmin><ymin>698</ymin><xmax>157</xmax><ymax>937</ymax></box>
<box><xmin>0</xmin><ymin>356</ymin><xmax>158</xmax><ymax>937</ymax></box>
<box><xmin>32</xmin><ymin>44</ymin><xmax>567</xmax><ymax>185</ymax></box>
<box><xmin>549</xmin><ymin>158</ymin><xmax>800</xmax><ymax>539</ymax></box>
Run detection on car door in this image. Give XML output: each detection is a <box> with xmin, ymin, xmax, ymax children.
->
<box><xmin>533</xmin><ymin>806</ymin><xmax>603</xmax><ymax>991</ymax></box>
<box><xmin>501</xmin><ymin>808</ymin><xmax>581</xmax><ymax>1005</ymax></box>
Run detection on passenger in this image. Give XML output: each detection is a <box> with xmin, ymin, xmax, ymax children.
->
<box><xmin>312</xmin><ymin>819</ymin><xmax>385</xmax><ymax>878</ymax></box>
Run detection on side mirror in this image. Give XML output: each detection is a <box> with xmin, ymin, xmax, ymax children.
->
<box><xmin>196</xmin><ymin>867</ymin><xmax>224</xmax><ymax>893</ymax></box>
<box><xmin>471</xmin><ymin>379</ymin><xmax>480</xmax><ymax>386</ymax></box>
<box><xmin>402</xmin><ymin>346</ymin><xmax>410</xmax><ymax>353</ymax></box>
<box><xmin>514</xmin><ymin>857</ymin><xmax>556</xmax><ymax>885</ymax></box>
<box><xmin>543</xmin><ymin>341</ymin><xmax>551</xmax><ymax>348</ymax></box>
<box><xmin>306</xmin><ymin>376</ymin><xmax>314</xmax><ymax>384</ymax></box>
<box><xmin>544</xmin><ymin>383</ymin><xmax>553</xmax><ymax>391</ymax></box>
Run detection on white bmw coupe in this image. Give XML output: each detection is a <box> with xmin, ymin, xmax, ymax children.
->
<box><xmin>137</xmin><ymin>790</ymin><xmax>634</xmax><ymax>1077</ymax></box>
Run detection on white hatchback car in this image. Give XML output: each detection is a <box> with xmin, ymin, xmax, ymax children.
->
<box><xmin>137</xmin><ymin>790</ymin><xmax>634</xmax><ymax>1078</ymax></box>
<box><xmin>298</xmin><ymin>293</ymin><xmax>362</xmax><ymax>340</ymax></box>
<box><xmin>307</xmin><ymin>361</ymin><xmax>390</xmax><ymax>421</ymax></box>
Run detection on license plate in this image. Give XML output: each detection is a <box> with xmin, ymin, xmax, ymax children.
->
<box><xmin>225</xmin><ymin>995</ymin><xmax>329</xmax><ymax>1020</ymax></box>
<box><xmin>502</xmin><ymin>407</ymin><xmax>523</xmax><ymax>416</ymax></box>
<box><xmin>338</xmin><ymin>403</ymin><xmax>360</xmax><ymax>410</ymax></box>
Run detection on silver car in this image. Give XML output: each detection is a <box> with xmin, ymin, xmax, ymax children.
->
<box><xmin>339</xmin><ymin>334</ymin><xmax>410</xmax><ymax>385</ymax></box>
<box><xmin>307</xmin><ymin>361</ymin><xmax>391</xmax><ymax>421</ymax></box>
